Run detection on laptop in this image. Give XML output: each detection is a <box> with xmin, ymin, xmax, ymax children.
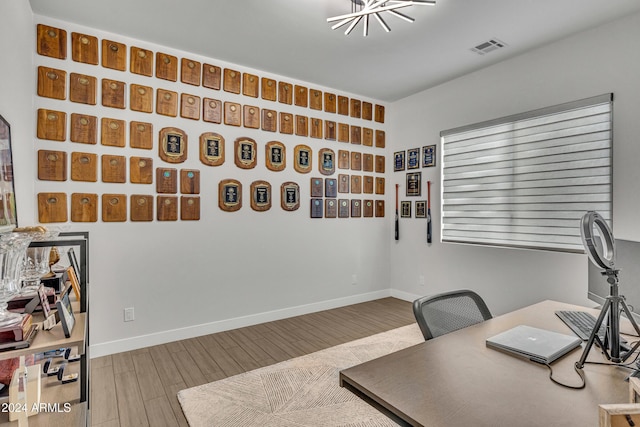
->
<box><xmin>486</xmin><ymin>325</ymin><xmax>582</xmax><ymax>364</ymax></box>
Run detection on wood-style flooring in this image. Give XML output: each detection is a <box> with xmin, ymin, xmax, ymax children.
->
<box><xmin>90</xmin><ymin>297</ymin><xmax>415</xmax><ymax>427</ymax></box>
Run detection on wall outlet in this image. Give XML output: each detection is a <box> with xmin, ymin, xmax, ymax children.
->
<box><xmin>124</xmin><ymin>307</ymin><xmax>135</xmax><ymax>322</ymax></box>
<box><xmin>419</xmin><ymin>275</ymin><xmax>425</xmax><ymax>286</ymax></box>
<box><xmin>351</xmin><ymin>274</ymin><xmax>357</xmax><ymax>285</ymax></box>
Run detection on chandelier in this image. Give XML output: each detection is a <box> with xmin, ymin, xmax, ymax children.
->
<box><xmin>327</xmin><ymin>0</ymin><xmax>436</xmax><ymax>37</ymax></box>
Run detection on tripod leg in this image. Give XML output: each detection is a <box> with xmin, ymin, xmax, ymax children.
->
<box><xmin>577</xmin><ymin>299</ymin><xmax>612</xmax><ymax>369</ymax></box>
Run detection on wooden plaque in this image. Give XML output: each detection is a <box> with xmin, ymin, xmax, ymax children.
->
<box><xmin>278</xmin><ymin>82</ymin><xmax>292</xmax><ymax>104</ymax></box>
<box><xmin>102</xmin><ymin>194</ymin><xmax>127</xmax><ymax>222</ymax></box>
<box><xmin>130</xmin><ymin>84</ymin><xmax>153</xmax><ymax>113</ymax></box>
<box><xmin>181</xmin><ymin>58</ymin><xmax>201</xmax><ymax>86</ymax></box>
<box><xmin>219</xmin><ymin>179</ymin><xmax>242</xmax><ymax>212</ymax></box>
<box><xmin>318</xmin><ymin>148</ymin><xmax>335</xmax><ymax>176</ymax></box>
<box><xmin>325</xmin><ymin>178</ymin><xmax>337</xmax><ymax>198</ymax></box>
<box><xmin>130</xmin><ymin>46</ymin><xmax>153</xmax><ymax>76</ymax></box>
<box><xmin>38</xmin><ymin>193</ymin><xmax>67</xmax><ymax>223</ymax></box>
<box><xmin>71</xmin><ymin>152</ymin><xmax>97</xmax><ymax>182</ymax></box>
<box><xmin>102</xmin><ymin>39</ymin><xmax>126</xmax><ymax>71</ymax></box>
<box><xmin>294</xmin><ymin>145</ymin><xmax>312</xmax><ymax>174</ymax></box>
<box><xmin>180</xmin><ymin>169</ymin><xmax>200</xmax><ymax>194</ymax></box>
<box><xmin>375</xmin><ymin>155</ymin><xmax>385</xmax><ymax>173</ymax></box>
<box><xmin>351</xmin><ymin>152</ymin><xmax>362</xmax><ymax>171</ymax></box>
<box><xmin>69</xmin><ymin>73</ymin><xmax>97</xmax><ymax>105</ymax></box>
<box><xmin>351</xmin><ymin>175</ymin><xmax>362</xmax><ymax>194</ymax></box>
<box><xmin>310</xmin><ymin>118</ymin><xmax>323</xmax><ymax>139</ymax></box>
<box><xmin>243</xmin><ymin>105</ymin><xmax>260</xmax><ymax>129</ymax></box>
<box><xmin>180</xmin><ymin>93</ymin><xmax>201</xmax><ymax>120</ymax></box>
<box><xmin>203</xmin><ymin>64</ymin><xmax>221</xmax><ymax>89</ymax></box>
<box><xmin>71</xmin><ymin>193</ymin><xmax>98</xmax><ymax>222</ymax></box>
<box><xmin>250</xmin><ymin>180</ymin><xmax>271</xmax><ymax>212</ymax></box>
<box><xmin>351</xmin><ymin>199</ymin><xmax>362</xmax><ymax>217</ymax></box>
<box><xmin>224</xmin><ymin>102</ymin><xmax>242</xmax><ymax>126</ymax></box>
<box><xmin>243</xmin><ymin>73</ymin><xmax>259</xmax><ymax>97</ymax></box>
<box><xmin>159</xmin><ymin>127</ymin><xmax>188</xmax><ymax>164</ymax></box>
<box><xmin>350</xmin><ymin>126</ymin><xmax>362</xmax><ymax>145</ymax></box>
<box><xmin>364</xmin><ymin>200</ymin><xmax>374</xmax><ymax>217</ymax></box>
<box><xmin>363</xmin><ymin>153</ymin><xmax>374</xmax><ymax>172</ymax></box>
<box><xmin>37</xmin><ymin>67</ymin><xmax>66</xmax><ymax>100</ymax></box>
<box><xmin>203</xmin><ymin>98</ymin><xmax>222</xmax><ymax>123</ymax></box>
<box><xmin>156</xmin><ymin>89</ymin><xmax>178</xmax><ymax>117</ymax></box>
<box><xmin>363</xmin><ymin>102</ymin><xmax>373</xmax><ymax>121</ymax></box>
<box><xmin>156</xmin><ymin>168</ymin><xmax>177</xmax><ymax>193</ymax></box>
<box><xmin>324</xmin><ymin>93</ymin><xmax>337</xmax><ymax>113</ymax></box>
<box><xmin>262</xmin><ymin>109</ymin><xmax>277</xmax><ymax>132</ymax></box>
<box><xmin>156</xmin><ymin>52</ymin><xmax>178</xmax><ymax>81</ymax></box>
<box><xmin>375</xmin><ymin>200</ymin><xmax>385</xmax><ymax>217</ymax></box>
<box><xmin>375</xmin><ymin>104</ymin><xmax>385</xmax><ymax>123</ymax></box>
<box><xmin>38</xmin><ymin>150</ymin><xmax>66</xmax><ymax>181</ymax></box>
<box><xmin>338</xmin><ymin>96</ymin><xmax>349</xmax><ymax>115</ymax></box>
<box><xmin>265</xmin><ymin>141</ymin><xmax>286</xmax><ymax>172</ymax></box>
<box><xmin>279</xmin><ymin>112</ymin><xmax>293</xmax><ymax>134</ymax></box>
<box><xmin>234</xmin><ymin>137</ymin><xmax>257</xmax><ymax>169</ymax></box>
<box><xmin>101</xmin><ymin>118</ymin><xmax>125</xmax><ymax>147</ymax></box>
<box><xmin>71</xmin><ymin>32</ymin><xmax>98</xmax><ymax>64</ymax></box>
<box><xmin>310</xmin><ymin>198</ymin><xmax>323</xmax><ymax>218</ymax></box>
<box><xmin>223</xmin><ymin>69</ymin><xmax>241</xmax><ymax>93</ymax></box>
<box><xmin>200</xmin><ymin>132</ymin><xmax>225</xmax><ymax>166</ymax></box>
<box><xmin>294</xmin><ymin>85</ymin><xmax>308</xmax><ymax>107</ymax></box>
<box><xmin>101</xmin><ymin>155</ymin><xmax>126</xmax><ymax>183</ymax></box>
<box><xmin>37</xmin><ymin>24</ymin><xmax>67</xmax><ymax>59</ymax></box>
<box><xmin>376</xmin><ymin>130</ymin><xmax>386</xmax><ymax>148</ymax></box>
<box><xmin>157</xmin><ymin>196</ymin><xmax>178</xmax><ymax>221</ymax></box>
<box><xmin>338</xmin><ymin>174</ymin><xmax>349</xmax><ymax>193</ymax></box>
<box><xmin>70</xmin><ymin>114</ymin><xmax>96</xmax><ymax>144</ymax></box>
<box><xmin>261</xmin><ymin>78</ymin><xmax>277</xmax><ymax>101</ymax></box>
<box><xmin>350</xmin><ymin>99</ymin><xmax>362</xmax><ymax>118</ymax></box>
<box><xmin>363</xmin><ymin>128</ymin><xmax>373</xmax><ymax>147</ymax></box>
<box><xmin>310</xmin><ymin>177</ymin><xmax>323</xmax><ymax>198</ymax></box>
<box><xmin>281</xmin><ymin>182</ymin><xmax>300</xmax><ymax>211</ymax></box>
<box><xmin>375</xmin><ymin>177</ymin><xmax>385</xmax><ymax>195</ymax></box>
<box><xmin>181</xmin><ymin>196</ymin><xmax>200</xmax><ymax>221</ymax></box>
<box><xmin>130</xmin><ymin>195</ymin><xmax>154</xmax><ymax>221</ymax></box>
<box><xmin>338</xmin><ymin>199</ymin><xmax>350</xmax><ymax>218</ymax></box>
<box><xmin>309</xmin><ymin>89</ymin><xmax>322</xmax><ymax>110</ymax></box>
<box><xmin>130</xmin><ymin>121</ymin><xmax>153</xmax><ymax>149</ymax></box>
<box><xmin>129</xmin><ymin>157</ymin><xmax>153</xmax><ymax>184</ymax></box>
<box><xmin>338</xmin><ymin>123</ymin><xmax>350</xmax><ymax>143</ymax></box>
<box><xmin>338</xmin><ymin>150</ymin><xmax>350</xmax><ymax>170</ymax></box>
<box><xmin>325</xmin><ymin>121</ymin><xmax>336</xmax><ymax>141</ymax></box>
<box><xmin>325</xmin><ymin>199</ymin><xmax>337</xmax><ymax>218</ymax></box>
<box><xmin>295</xmin><ymin>115</ymin><xmax>308</xmax><ymax>137</ymax></box>
<box><xmin>363</xmin><ymin>176</ymin><xmax>374</xmax><ymax>194</ymax></box>
<box><xmin>102</xmin><ymin>79</ymin><xmax>125</xmax><ymax>109</ymax></box>
<box><xmin>37</xmin><ymin>109</ymin><xmax>66</xmax><ymax>141</ymax></box>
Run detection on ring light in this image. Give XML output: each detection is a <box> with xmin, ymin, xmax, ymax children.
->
<box><xmin>580</xmin><ymin>211</ymin><xmax>616</xmax><ymax>270</ymax></box>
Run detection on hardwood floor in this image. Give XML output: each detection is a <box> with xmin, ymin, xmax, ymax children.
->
<box><xmin>90</xmin><ymin>297</ymin><xmax>415</xmax><ymax>427</ymax></box>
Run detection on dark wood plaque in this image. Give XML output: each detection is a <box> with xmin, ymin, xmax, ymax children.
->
<box><xmin>181</xmin><ymin>58</ymin><xmax>201</xmax><ymax>86</ymax></box>
<box><xmin>350</xmin><ymin>126</ymin><xmax>362</xmax><ymax>145</ymax></box>
<box><xmin>159</xmin><ymin>127</ymin><xmax>188</xmax><ymax>164</ymax></box>
<box><xmin>294</xmin><ymin>145</ymin><xmax>312</xmax><ymax>174</ymax></box>
<box><xmin>200</xmin><ymin>132</ymin><xmax>224</xmax><ymax>166</ymax></box>
<box><xmin>102</xmin><ymin>194</ymin><xmax>127</xmax><ymax>222</ymax></box>
<box><xmin>101</xmin><ymin>79</ymin><xmax>125</xmax><ymax>109</ymax></box>
<box><xmin>324</xmin><ymin>93</ymin><xmax>337</xmax><ymax>113</ymax></box>
<box><xmin>325</xmin><ymin>199</ymin><xmax>337</xmax><ymax>218</ymax></box>
<box><xmin>325</xmin><ymin>121</ymin><xmax>336</xmax><ymax>141</ymax></box>
<box><xmin>37</xmin><ymin>24</ymin><xmax>67</xmax><ymax>59</ymax></box>
<box><xmin>130</xmin><ymin>46</ymin><xmax>153</xmax><ymax>76</ymax></box>
<box><xmin>325</xmin><ymin>178</ymin><xmax>337</xmax><ymax>198</ymax></box>
<box><xmin>37</xmin><ymin>66</ymin><xmax>66</xmax><ymax>100</ymax></box>
<box><xmin>294</xmin><ymin>85</ymin><xmax>308</xmax><ymax>107</ymax></box>
<box><xmin>279</xmin><ymin>113</ymin><xmax>293</xmax><ymax>134</ymax></box>
<box><xmin>375</xmin><ymin>104</ymin><xmax>385</xmax><ymax>123</ymax></box>
<box><xmin>156</xmin><ymin>52</ymin><xmax>178</xmax><ymax>81</ymax></box>
<box><xmin>71</xmin><ymin>152</ymin><xmax>97</xmax><ymax>182</ymax></box>
<box><xmin>281</xmin><ymin>182</ymin><xmax>300</xmax><ymax>211</ymax></box>
<box><xmin>363</xmin><ymin>128</ymin><xmax>373</xmax><ymax>147</ymax></box>
<box><xmin>37</xmin><ymin>109</ymin><xmax>66</xmax><ymax>141</ymax></box>
<box><xmin>223</xmin><ymin>69</ymin><xmax>241</xmax><ymax>93</ymax></box>
<box><xmin>309</xmin><ymin>89</ymin><xmax>322</xmax><ymax>110</ymax></box>
<box><xmin>376</xmin><ymin>130</ymin><xmax>386</xmax><ymax>148</ymax></box>
<box><xmin>310</xmin><ymin>177</ymin><xmax>323</xmax><ymax>197</ymax></box>
<box><xmin>203</xmin><ymin>64</ymin><xmax>221</xmax><ymax>89</ymax></box>
<box><xmin>261</xmin><ymin>78</ymin><xmax>276</xmax><ymax>101</ymax></box>
<box><xmin>350</xmin><ymin>99</ymin><xmax>362</xmax><ymax>118</ymax></box>
<box><xmin>318</xmin><ymin>148</ymin><xmax>335</xmax><ymax>176</ymax></box>
<box><xmin>38</xmin><ymin>150</ymin><xmax>66</xmax><ymax>181</ymax></box>
<box><xmin>181</xmin><ymin>196</ymin><xmax>200</xmax><ymax>221</ymax></box>
<box><xmin>250</xmin><ymin>180</ymin><xmax>271</xmax><ymax>212</ymax></box>
<box><xmin>157</xmin><ymin>196</ymin><xmax>178</xmax><ymax>221</ymax></box>
<box><xmin>363</xmin><ymin>153</ymin><xmax>374</xmax><ymax>172</ymax></box>
<box><xmin>180</xmin><ymin>93</ymin><xmax>201</xmax><ymax>120</ymax></box>
<box><xmin>338</xmin><ymin>96</ymin><xmax>349</xmax><ymax>115</ymax></box>
<box><xmin>243</xmin><ymin>105</ymin><xmax>260</xmax><ymax>129</ymax></box>
<box><xmin>351</xmin><ymin>199</ymin><xmax>362</xmax><ymax>217</ymax></box>
<box><xmin>219</xmin><ymin>179</ymin><xmax>242</xmax><ymax>212</ymax></box>
<box><xmin>338</xmin><ymin>174</ymin><xmax>349</xmax><ymax>193</ymax></box>
<box><xmin>129</xmin><ymin>157</ymin><xmax>153</xmax><ymax>184</ymax></box>
<box><xmin>130</xmin><ymin>195</ymin><xmax>154</xmax><ymax>221</ymax></box>
<box><xmin>351</xmin><ymin>175</ymin><xmax>362</xmax><ymax>194</ymax></box>
<box><xmin>156</xmin><ymin>89</ymin><xmax>178</xmax><ymax>117</ymax></box>
<box><xmin>130</xmin><ymin>121</ymin><xmax>153</xmax><ymax>149</ymax></box>
<box><xmin>180</xmin><ymin>169</ymin><xmax>200</xmax><ymax>194</ymax></box>
<box><xmin>338</xmin><ymin>123</ymin><xmax>350</xmax><ymax>143</ymax></box>
<box><xmin>375</xmin><ymin>200</ymin><xmax>385</xmax><ymax>217</ymax></box>
<box><xmin>262</xmin><ymin>109</ymin><xmax>277</xmax><ymax>132</ymax></box>
<box><xmin>69</xmin><ymin>73</ymin><xmax>97</xmax><ymax>105</ymax></box>
<box><xmin>375</xmin><ymin>177</ymin><xmax>385</xmax><ymax>195</ymax></box>
<box><xmin>363</xmin><ymin>175</ymin><xmax>374</xmax><ymax>194</ymax></box>
<box><xmin>375</xmin><ymin>155</ymin><xmax>385</xmax><ymax>173</ymax></box>
<box><xmin>338</xmin><ymin>199</ymin><xmax>350</xmax><ymax>218</ymax></box>
<box><xmin>156</xmin><ymin>168</ymin><xmax>177</xmax><ymax>193</ymax></box>
<box><xmin>364</xmin><ymin>200</ymin><xmax>374</xmax><ymax>217</ymax></box>
<box><xmin>235</xmin><ymin>137</ymin><xmax>257</xmax><ymax>169</ymax></box>
<box><xmin>363</xmin><ymin>102</ymin><xmax>373</xmax><ymax>121</ymax></box>
<box><xmin>70</xmin><ymin>114</ymin><xmax>96</xmax><ymax>144</ymax></box>
<box><xmin>350</xmin><ymin>152</ymin><xmax>362</xmax><ymax>171</ymax></box>
<box><xmin>224</xmin><ymin>102</ymin><xmax>242</xmax><ymax>126</ymax></box>
<box><xmin>101</xmin><ymin>155</ymin><xmax>126</xmax><ymax>183</ymax></box>
<box><xmin>338</xmin><ymin>150</ymin><xmax>350</xmax><ymax>170</ymax></box>
<box><xmin>295</xmin><ymin>116</ymin><xmax>308</xmax><ymax>137</ymax></box>
<box><xmin>310</xmin><ymin>118</ymin><xmax>323</xmax><ymax>139</ymax></box>
<box><xmin>71</xmin><ymin>193</ymin><xmax>98</xmax><ymax>222</ymax></box>
<box><xmin>101</xmin><ymin>118</ymin><xmax>125</xmax><ymax>147</ymax></box>
<box><xmin>310</xmin><ymin>198</ymin><xmax>323</xmax><ymax>218</ymax></box>
<box><xmin>203</xmin><ymin>98</ymin><xmax>222</xmax><ymax>123</ymax></box>
<box><xmin>102</xmin><ymin>39</ymin><xmax>126</xmax><ymax>71</ymax></box>
<box><xmin>130</xmin><ymin>84</ymin><xmax>153</xmax><ymax>113</ymax></box>
<box><xmin>265</xmin><ymin>141</ymin><xmax>286</xmax><ymax>171</ymax></box>
<box><xmin>278</xmin><ymin>82</ymin><xmax>293</xmax><ymax>104</ymax></box>
<box><xmin>243</xmin><ymin>73</ymin><xmax>259</xmax><ymax>98</ymax></box>
<box><xmin>38</xmin><ymin>193</ymin><xmax>67</xmax><ymax>223</ymax></box>
<box><xmin>71</xmin><ymin>32</ymin><xmax>98</xmax><ymax>65</ymax></box>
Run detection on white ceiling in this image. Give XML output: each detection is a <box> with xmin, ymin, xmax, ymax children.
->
<box><xmin>29</xmin><ymin>0</ymin><xmax>640</xmax><ymax>102</ymax></box>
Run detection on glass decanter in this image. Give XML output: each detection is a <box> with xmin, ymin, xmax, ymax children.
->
<box><xmin>19</xmin><ymin>230</ymin><xmax>59</xmax><ymax>294</ymax></box>
<box><xmin>0</xmin><ymin>233</ymin><xmax>32</xmax><ymax>327</ymax></box>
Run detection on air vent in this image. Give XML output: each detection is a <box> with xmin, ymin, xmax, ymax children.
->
<box><xmin>471</xmin><ymin>39</ymin><xmax>506</xmax><ymax>55</ymax></box>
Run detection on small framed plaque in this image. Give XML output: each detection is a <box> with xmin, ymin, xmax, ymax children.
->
<box><xmin>318</xmin><ymin>148</ymin><xmax>335</xmax><ymax>176</ymax></box>
<box><xmin>159</xmin><ymin>127</ymin><xmax>187</xmax><ymax>164</ymax></box>
<box><xmin>250</xmin><ymin>180</ymin><xmax>271</xmax><ymax>212</ymax></box>
<box><xmin>401</xmin><ymin>201</ymin><xmax>412</xmax><ymax>218</ymax></box>
<box><xmin>338</xmin><ymin>174</ymin><xmax>349</xmax><ymax>193</ymax></box>
<box><xmin>363</xmin><ymin>200</ymin><xmax>374</xmax><ymax>218</ymax></box>
<box><xmin>265</xmin><ymin>141</ymin><xmax>286</xmax><ymax>172</ymax></box>
<box><xmin>363</xmin><ymin>153</ymin><xmax>374</xmax><ymax>172</ymax></box>
<box><xmin>325</xmin><ymin>199</ymin><xmax>337</xmax><ymax>218</ymax></box>
<box><xmin>407</xmin><ymin>148</ymin><xmax>420</xmax><ymax>169</ymax></box>
<box><xmin>394</xmin><ymin>151</ymin><xmax>405</xmax><ymax>172</ymax></box>
<box><xmin>351</xmin><ymin>200</ymin><xmax>362</xmax><ymax>218</ymax></box>
<box><xmin>416</xmin><ymin>201</ymin><xmax>427</xmax><ymax>218</ymax></box>
<box><xmin>423</xmin><ymin>144</ymin><xmax>436</xmax><ymax>167</ymax></box>
<box><xmin>200</xmin><ymin>132</ymin><xmax>225</xmax><ymax>166</ymax></box>
<box><xmin>180</xmin><ymin>169</ymin><xmax>200</xmax><ymax>194</ymax></box>
<box><xmin>156</xmin><ymin>168</ymin><xmax>177</xmax><ymax>194</ymax></box>
<box><xmin>181</xmin><ymin>196</ymin><xmax>200</xmax><ymax>221</ymax></box>
<box><xmin>310</xmin><ymin>198</ymin><xmax>323</xmax><ymax>218</ymax></box>
<box><xmin>234</xmin><ymin>137</ymin><xmax>257</xmax><ymax>169</ymax></box>
<box><xmin>338</xmin><ymin>150</ymin><xmax>350</xmax><ymax>169</ymax></box>
<box><xmin>281</xmin><ymin>182</ymin><xmax>300</xmax><ymax>211</ymax></box>
<box><xmin>351</xmin><ymin>175</ymin><xmax>362</xmax><ymax>194</ymax></box>
<box><xmin>310</xmin><ymin>177</ymin><xmax>323</xmax><ymax>197</ymax></box>
<box><xmin>363</xmin><ymin>176</ymin><xmax>374</xmax><ymax>194</ymax></box>
<box><xmin>375</xmin><ymin>200</ymin><xmax>385</xmax><ymax>217</ymax></box>
<box><xmin>219</xmin><ymin>179</ymin><xmax>242</xmax><ymax>212</ymax></box>
<box><xmin>338</xmin><ymin>199</ymin><xmax>350</xmax><ymax>218</ymax></box>
<box><xmin>325</xmin><ymin>178</ymin><xmax>337</xmax><ymax>198</ymax></box>
<box><xmin>294</xmin><ymin>145</ymin><xmax>312</xmax><ymax>174</ymax></box>
<box><xmin>350</xmin><ymin>152</ymin><xmax>362</xmax><ymax>171</ymax></box>
<box><xmin>130</xmin><ymin>194</ymin><xmax>153</xmax><ymax>221</ymax></box>
<box><xmin>375</xmin><ymin>177</ymin><xmax>385</xmax><ymax>195</ymax></box>
<box><xmin>406</xmin><ymin>172</ymin><xmax>422</xmax><ymax>196</ymax></box>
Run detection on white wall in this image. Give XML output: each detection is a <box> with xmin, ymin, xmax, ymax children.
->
<box><xmin>389</xmin><ymin>12</ymin><xmax>640</xmax><ymax>315</ymax></box>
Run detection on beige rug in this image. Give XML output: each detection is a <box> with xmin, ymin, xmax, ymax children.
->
<box><xmin>177</xmin><ymin>324</ymin><xmax>424</xmax><ymax>427</ymax></box>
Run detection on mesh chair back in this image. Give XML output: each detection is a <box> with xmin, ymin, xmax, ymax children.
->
<box><xmin>413</xmin><ymin>290</ymin><xmax>492</xmax><ymax>340</ymax></box>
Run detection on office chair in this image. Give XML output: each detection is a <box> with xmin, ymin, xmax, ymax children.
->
<box><xmin>413</xmin><ymin>289</ymin><xmax>492</xmax><ymax>340</ymax></box>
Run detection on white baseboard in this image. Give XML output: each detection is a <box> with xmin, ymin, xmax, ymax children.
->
<box><xmin>390</xmin><ymin>288</ymin><xmax>423</xmax><ymax>303</ymax></box>
<box><xmin>90</xmin><ymin>289</ymin><xmax>392</xmax><ymax>358</ymax></box>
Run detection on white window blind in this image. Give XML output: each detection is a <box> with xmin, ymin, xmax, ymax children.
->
<box><xmin>440</xmin><ymin>94</ymin><xmax>612</xmax><ymax>252</ymax></box>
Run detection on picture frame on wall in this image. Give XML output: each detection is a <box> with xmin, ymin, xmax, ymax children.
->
<box><xmin>401</xmin><ymin>201</ymin><xmax>412</xmax><ymax>218</ymax></box>
<box><xmin>416</xmin><ymin>200</ymin><xmax>427</xmax><ymax>218</ymax></box>
<box><xmin>407</xmin><ymin>148</ymin><xmax>420</xmax><ymax>169</ymax></box>
<box><xmin>0</xmin><ymin>115</ymin><xmax>18</xmax><ymax>233</ymax></box>
<box><xmin>423</xmin><ymin>144</ymin><xmax>436</xmax><ymax>167</ymax></box>
<box><xmin>394</xmin><ymin>151</ymin><xmax>405</xmax><ymax>172</ymax></box>
<box><xmin>406</xmin><ymin>172</ymin><xmax>421</xmax><ymax>196</ymax></box>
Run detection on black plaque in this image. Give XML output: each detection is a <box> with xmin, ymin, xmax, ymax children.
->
<box><xmin>394</xmin><ymin>151</ymin><xmax>405</xmax><ymax>172</ymax></box>
<box><xmin>266</xmin><ymin>141</ymin><xmax>286</xmax><ymax>171</ymax></box>
<box><xmin>319</xmin><ymin>148</ymin><xmax>335</xmax><ymax>176</ymax></box>
<box><xmin>310</xmin><ymin>198</ymin><xmax>323</xmax><ymax>218</ymax></box>
<box><xmin>218</xmin><ymin>179</ymin><xmax>242</xmax><ymax>212</ymax></box>
<box><xmin>423</xmin><ymin>144</ymin><xmax>436</xmax><ymax>167</ymax></box>
<box><xmin>325</xmin><ymin>178</ymin><xmax>337</xmax><ymax>198</ymax></box>
<box><xmin>406</xmin><ymin>172</ymin><xmax>421</xmax><ymax>196</ymax></box>
<box><xmin>294</xmin><ymin>145</ymin><xmax>312</xmax><ymax>174</ymax></box>
<box><xmin>250</xmin><ymin>180</ymin><xmax>271</xmax><ymax>211</ymax></box>
<box><xmin>159</xmin><ymin>127</ymin><xmax>187</xmax><ymax>164</ymax></box>
<box><xmin>234</xmin><ymin>137</ymin><xmax>257</xmax><ymax>169</ymax></box>
<box><xmin>325</xmin><ymin>199</ymin><xmax>337</xmax><ymax>218</ymax></box>
<box><xmin>200</xmin><ymin>132</ymin><xmax>224</xmax><ymax>166</ymax></box>
<box><xmin>407</xmin><ymin>148</ymin><xmax>420</xmax><ymax>169</ymax></box>
<box><xmin>401</xmin><ymin>201</ymin><xmax>412</xmax><ymax>218</ymax></box>
<box><xmin>416</xmin><ymin>200</ymin><xmax>427</xmax><ymax>218</ymax></box>
<box><xmin>281</xmin><ymin>182</ymin><xmax>300</xmax><ymax>211</ymax></box>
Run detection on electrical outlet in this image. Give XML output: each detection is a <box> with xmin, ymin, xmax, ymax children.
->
<box><xmin>124</xmin><ymin>307</ymin><xmax>135</xmax><ymax>322</ymax></box>
<box><xmin>351</xmin><ymin>274</ymin><xmax>357</xmax><ymax>285</ymax></box>
<box><xmin>419</xmin><ymin>275</ymin><xmax>425</xmax><ymax>286</ymax></box>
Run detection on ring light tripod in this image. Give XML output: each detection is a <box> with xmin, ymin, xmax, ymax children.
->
<box><xmin>577</xmin><ymin>211</ymin><xmax>640</xmax><ymax>368</ymax></box>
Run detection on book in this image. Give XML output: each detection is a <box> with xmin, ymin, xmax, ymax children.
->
<box><xmin>0</xmin><ymin>324</ymin><xmax>39</xmax><ymax>352</ymax></box>
<box><xmin>0</xmin><ymin>314</ymin><xmax>32</xmax><ymax>342</ymax></box>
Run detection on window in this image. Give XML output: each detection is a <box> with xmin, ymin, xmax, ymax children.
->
<box><xmin>440</xmin><ymin>94</ymin><xmax>612</xmax><ymax>252</ymax></box>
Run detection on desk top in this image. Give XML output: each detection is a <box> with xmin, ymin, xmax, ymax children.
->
<box><xmin>340</xmin><ymin>300</ymin><xmax>632</xmax><ymax>427</ymax></box>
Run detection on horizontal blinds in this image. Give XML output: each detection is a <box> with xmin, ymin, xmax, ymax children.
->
<box><xmin>440</xmin><ymin>94</ymin><xmax>612</xmax><ymax>252</ymax></box>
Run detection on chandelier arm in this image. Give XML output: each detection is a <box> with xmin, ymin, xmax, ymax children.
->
<box><xmin>327</xmin><ymin>3</ymin><xmax>413</xmax><ymax>22</ymax></box>
<box><xmin>373</xmin><ymin>12</ymin><xmax>391</xmax><ymax>32</ymax></box>
<box><xmin>387</xmin><ymin>0</ymin><xmax>436</xmax><ymax>4</ymax></box>
<box><xmin>388</xmin><ymin>9</ymin><xmax>415</xmax><ymax>23</ymax></box>
<box><xmin>331</xmin><ymin>16</ymin><xmax>357</xmax><ymax>30</ymax></box>
<box><xmin>363</xmin><ymin>14</ymin><xmax>369</xmax><ymax>36</ymax></box>
<box><xmin>345</xmin><ymin>16</ymin><xmax>363</xmax><ymax>35</ymax></box>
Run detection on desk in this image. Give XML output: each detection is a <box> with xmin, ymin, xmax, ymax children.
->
<box><xmin>340</xmin><ymin>300</ymin><xmax>632</xmax><ymax>427</ymax></box>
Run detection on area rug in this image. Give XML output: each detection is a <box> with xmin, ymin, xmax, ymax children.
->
<box><xmin>177</xmin><ymin>324</ymin><xmax>424</xmax><ymax>427</ymax></box>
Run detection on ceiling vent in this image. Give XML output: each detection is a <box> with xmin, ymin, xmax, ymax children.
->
<box><xmin>471</xmin><ymin>39</ymin><xmax>506</xmax><ymax>55</ymax></box>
